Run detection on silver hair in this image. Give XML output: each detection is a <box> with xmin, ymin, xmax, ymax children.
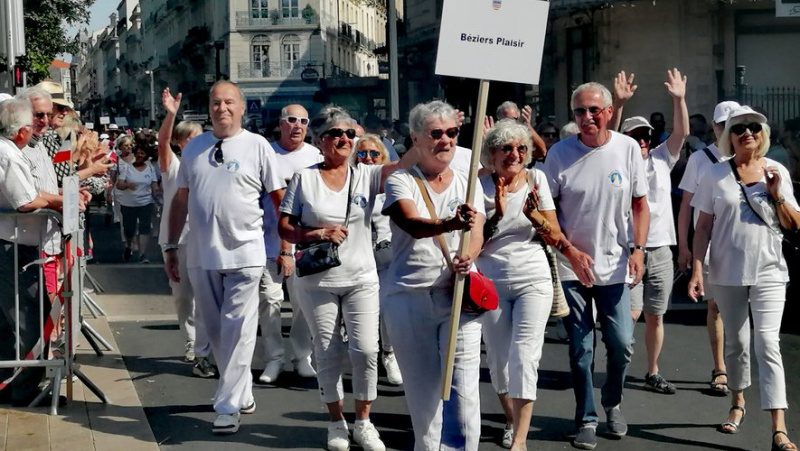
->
<box><xmin>480</xmin><ymin>119</ymin><xmax>532</xmax><ymax>170</ymax></box>
<box><xmin>571</xmin><ymin>82</ymin><xmax>613</xmax><ymax>109</ymax></box>
<box><xmin>16</xmin><ymin>87</ymin><xmax>53</xmax><ymax>104</ymax></box>
<box><xmin>116</xmin><ymin>135</ymin><xmax>133</xmax><ymax>150</ymax></box>
<box><xmin>308</xmin><ymin>105</ymin><xmax>356</xmax><ymax>141</ymax></box>
<box><xmin>560</xmin><ymin>122</ymin><xmax>580</xmax><ymax>140</ymax></box>
<box><xmin>0</xmin><ymin>98</ymin><xmax>33</xmax><ymax>140</ymax></box>
<box><xmin>173</xmin><ymin>121</ymin><xmax>203</xmax><ymax>143</ymax></box>
<box><xmin>409</xmin><ymin>100</ymin><xmax>457</xmax><ymax>135</ymax></box>
<box><xmin>209</xmin><ymin>80</ymin><xmax>246</xmax><ymax>104</ymax></box>
<box><xmin>495</xmin><ymin>101</ymin><xmax>520</xmax><ymax>119</ymax></box>
<box><xmin>718</xmin><ymin>112</ymin><xmax>771</xmax><ymax>158</ymax></box>
<box><xmin>351</xmin><ymin>133</ymin><xmax>389</xmax><ymax>165</ymax></box>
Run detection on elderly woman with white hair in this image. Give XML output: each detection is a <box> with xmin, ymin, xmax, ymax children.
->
<box><xmin>381</xmin><ymin>100</ymin><xmax>486</xmax><ymax>451</ymax></box>
<box><xmin>689</xmin><ymin>106</ymin><xmax>800</xmax><ymax>451</ymax></box>
<box><xmin>477</xmin><ymin>119</ymin><xmax>568</xmax><ymax>450</ymax></box>
<box><xmin>279</xmin><ymin>107</ymin><xmax>418</xmax><ymax>451</ymax></box>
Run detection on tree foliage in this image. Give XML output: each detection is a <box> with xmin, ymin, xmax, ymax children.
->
<box><xmin>21</xmin><ymin>0</ymin><xmax>96</xmax><ymax>82</ymax></box>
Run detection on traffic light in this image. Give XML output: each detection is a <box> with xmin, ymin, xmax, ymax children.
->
<box><xmin>13</xmin><ymin>56</ymin><xmax>24</xmax><ymax>88</ymax></box>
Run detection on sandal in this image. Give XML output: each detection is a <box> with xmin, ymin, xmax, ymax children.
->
<box><xmin>773</xmin><ymin>431</ymin><xmax>798</xmax><ymax>451</ymax></box>
<box><xmin>719</xmin><ymin>406</ymin><xmax>745</xmax><ymax>434</ymax></box>
<box><xmin>710</xmin><ymin>370</ymin><xmax>730</xmax><ymax>396</ymax></box>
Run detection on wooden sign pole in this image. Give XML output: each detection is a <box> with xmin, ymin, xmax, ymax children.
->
<box><xmin>442</xmin><ymin>79</ymin><xmax>491</xmax><ymax>400</ymax></box>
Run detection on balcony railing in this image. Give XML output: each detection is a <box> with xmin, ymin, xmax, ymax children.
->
<box><xmin>235</xmin><ymin>11</ymin><xmax>316</xmax><ymax>28</ymax></box>
<box><xmin>237</xmin><ymin>61</ymin><xmax>313</xmax><ymax>80</ymax></box>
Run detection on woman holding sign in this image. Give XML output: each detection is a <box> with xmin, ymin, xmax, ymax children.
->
<box><xmin>381</xmin><ymin>100</ymin><xmax>486</xmax><ymax>450</ymax></box>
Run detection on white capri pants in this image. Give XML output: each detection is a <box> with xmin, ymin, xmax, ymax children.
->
<box><xmin>295</xmin><ymin>283</ymin><xmax>379</xmax><ymax>404</ymax></box>
<box><xmin>188</xmin><ymin>266</ymin><xmax>263</xmax><ymax>415</ymax></box>
<box><xmin>383</xmin><ymin>287</ymin><xmax>483</xmax><ymax>451</ymax></box>
<box><xmin>258</xmin><ymin>261</ymin><xmax>286</xmax><ymax>364</ymax></box>
<box><xmin>713</xmin><ymin>282</ymin><xmax>788</xmax><ymax>410</ymax></box>
<box><xmin>163</xmin><ymin>246</ymin><xmax>210</xmax><ymax>358</ymax></box>
<box><xmin>285</xmin><ymin>274</ymin><xmax>315</xmax><ymax>363</ymax></box>
<box><xmin>482</xmin><ymin>281</ymin><xmax>552</xmax><ymax>401</ymax></box>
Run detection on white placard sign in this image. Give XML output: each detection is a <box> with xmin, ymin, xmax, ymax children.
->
<box><xmin>776</xmin><ymin>0</ymin><xmax>800</xmax><ymax>17</ymax></box>
<box><xmin>435</xmin><ymin>0</ymin><xmax>550</xmax><ymax>85</ymax></box>
<box><xmin>99</xmin><ymin>116</ymin><xmax>110</xmax><ymax>125</ymax></box>
<box><xmin>61</xmin><ymin>176</ymin><xmax>80</xmax><ymax>235</ymax></box>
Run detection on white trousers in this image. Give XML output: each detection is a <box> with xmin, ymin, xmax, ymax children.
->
<box><xmin>383</xmin><ymin>287</ymin><xmax>483</xmax><ymax>451</ymax></box>
<box><xmin>285</xmin><ymin>274</ymin><xmax>314</xmax><ymax>362</ymax></box>
<box><xmin>713</xmin><ymin>282</ymin><xmax>788</xmax><ymax>410</ymax></box>
<box><xmin>164</xmin><ymin>247</ymin><xmax>210</xmax><ymax>358</ymax></box>
<box><xmin>377</xmin><ymin>268</ymin><xmax>392</xmax><ymax>352</ymax></box>
<box><xmin>295</xmin><ymin>283</ymin><xmax>379</xmax><ymax>404</ymax></box>
<box><xmin>482</xmin><ymin>281</ymin><xmax>552</xmax><ymax>401</ymax></box>
<box><xmin>258</xmin><ymin>261</ymin><xmax>285</xmax><ymax>364</ymax></box>
<box><xmin>188</xmin><ymin>266</ymin><xmax>262</xmax><ymax>415</ymax></box>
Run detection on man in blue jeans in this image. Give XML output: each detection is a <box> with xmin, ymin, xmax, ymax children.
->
<box><xmin>541</xmin><ymin>81</ymin><xmax>650</xmax><ymax>450</ymax></box>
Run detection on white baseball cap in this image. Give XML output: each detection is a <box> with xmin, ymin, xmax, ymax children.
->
<box><xmin>726</xmin><ymin>105</ymin><xmax>767</xmax><ymax>124</ymax></box>
<box><xmin>713</xmin><ymin>101</ymin><xmax>740</xmax><ymax>124</ymax></box>
<box><xmin>620</xmin><ymin>116</ymin><xmax>653</xmax><ymax>134</ymax></box>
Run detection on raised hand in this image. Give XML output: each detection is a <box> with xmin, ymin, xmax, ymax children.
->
<box><xmin>521</xmin><ymin>105</ymin><xmax>533</xmax><ymax>127</ymax></box>
<box><xmin>162</xmin><ymin>88</ymin><xmax>183</xmax><ymax>116</ymax></box>
<box><xmin>494</xmin><ymin>176</ymin><xmax>509</xmax><ymax>219</ymax></box>
<box><xmin>765</xmin><ymin>166</ymin><xmax>782</xmax><ymax>199</ymax></box>
<box><xmin>613</xmin><ymin>71</ymin><xmax>637</xmax><ymax>104</ymax></box>
<box><xmin>664</xmin><ymin>68</ymin><xmax>687</xmax><ymax>100</ymax></box>
<box><xmin>483</xmin><ymin>116</ymin><xmax>495</xmax><ymax>135</ymax></box>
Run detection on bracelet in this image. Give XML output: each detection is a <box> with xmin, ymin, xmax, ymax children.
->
<box><xmin>772</xmin><ymin>196</ymin><xmax>786</xmax><ymax>206</ymax></box>
<box><xmin>161</xmin><ymin>243</ymin><xmax>179</xmax><ymax>252</ymax></box>
<box><xmin>279</xmin><ymin>250</ymin><xmax>293</xmax><ymax>257</ymax></box>
<box><xmin>535</xmin><ymin>219</ymin><xmax>552</xmax><ymax>236</ymax></box>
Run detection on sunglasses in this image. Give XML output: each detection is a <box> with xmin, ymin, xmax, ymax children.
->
<box><xmin>357</xmin><ymin>150</ymin><xmax>381</xmax><ymax>159</ymax></box>
<box><xmin>323</xmin><ymin>128</ymin><xmax>356</xmax><ymax>139</ymax></box>
<box><xmin>627</xmin><ymin>130</ymin><xmax>652</xmax><ymax>142</ymax></box>
<box><xmin>730</xmin><ymin>122</ymin><xmax>763</xmax><ymax>136</ymax></box>
<box><xmin>213</xmin><ymin>140</ymin><xmax>224</xmax><ymax>164</ymax></box>
<box><xmin>283</xmin><ymin>115</ymin><xmax>309</xmax><ymax>125</ymax></box>
<box><xmin>541</xmin><ymin>132</ymin><xmax>558</xmax><ymax>138</ymax></box>
<box><xmin>34</xmin><ymin>112</ymin><xmax>53</xmax><ymax>120</ymax></box>
<box><xmin>429</xmin><ymin>127</ymin><xmax>460</xmax><ymax>140</ymax></box>
<box><xmin>500</xmin><ymin>145</ymin><xmax>528</xmax><ymax>154</ymax></box>
<box><xmin>55</xmin><ymin>104</ymin><xmax>70</xmax><ymax>113</ymax></box>
<box><xmin>572</xmin><ymin>106</ymin><xmax>606</xmax><ymax>117</ymax></box>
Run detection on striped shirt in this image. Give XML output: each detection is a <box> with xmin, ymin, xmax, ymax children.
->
<box><xmin>21</xmin><ymin>141</ymin><xmax>62</xmax><ymax>254</ymax></box>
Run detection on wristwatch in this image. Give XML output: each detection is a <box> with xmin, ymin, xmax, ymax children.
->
<box><xmin>632</xmin><ymin>245</ymin><xmax>648</xmax><ymax>255</ymax></box>
<box><xmin>279</xmin><ymin>250</ymin><xmax>293</xmax><ymax>257</ymax></box>
<box><xmin>161</xmin><ymin>243</ymin><xmax>179</xmax><ymax>252</ymax></box>
<box><xmin>772</xmin><ymin>196</ymin><xmax>786</xmax><ymax>206</ymax></box>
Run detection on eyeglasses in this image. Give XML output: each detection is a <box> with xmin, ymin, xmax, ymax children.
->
<box><xmin>429</xmin><ymin>127</ymin><xmax>460</xmax><ymax>140</ymax></box>
<box><xmin>730</xmin><ymin>122</ymin><xmax>763</xmax><ymax>136</ymax></box>
<box><xmin>500</xmin><ymin>145</ymin><xmax>528</xmax><ymax>154</ymax></box>
<box><xmin>55</xmin><ymin>104</ymin><xmax>70</xmax><ymax>113</ymax></box>
<box><xmin>34</xmin><ymin>112</ymin><xmax>53</xmax><ymax>120</ymax></box>
<box><xmin>213</xmin><ymin>140</ymin><xmax>224</xmax><ymax>164</ymax></box>
<box><xmin>572</xmin><ymin>106</ymin><xmax>607</xmax><ymax>117</ymax></box>
<box><xmin>282</xmin><ymin>115</ymin><xmax>309</xmax><ymax>125</ymax></box>
<box><xmin>627</xmin><ymin>130</ymin><xmax>652</xmax><ymax>142</ymax></box>
<box><xmin>323</xmin><ymin>128</ymin><xmax>356</xmax><ymax>139</ymax></box>
<box><xmin>541</xmin><ymin>132</ymin><xmax>558</xmax><ymax>138</ymax></box>
<box><xmin>356</xmin><ymin>150</ymin><xmax>381</xmax><ymax>158</ymax></box>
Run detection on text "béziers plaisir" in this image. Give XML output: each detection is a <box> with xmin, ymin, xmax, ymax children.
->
<box><xmin>460</xmin><ymin>33</ymin><xmax>524</xmax><ymax>48</ymax></box>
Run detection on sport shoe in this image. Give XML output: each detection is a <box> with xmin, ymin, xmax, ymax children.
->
<box><xmin>184</xmin><ymin>341</ymin><xmax>196</xmax><ymax>362</ymax></box>
<box><xmin>644</xmin><ymin>373</ymin><xmax>677</xmax><ymax>395</ymax></box>
<box><xmin>258</xmin><ymin>360</ymin><xmax>284</xmax><ymax>384</ymax></box>
<box><xmin>605</xmin><ymin>406</ymin><xmax>628</xmax><ymax>438</ymax></box>
<box><xmin>193</xmin><ymin>357</ymin><xmax>216</xmax><ymax>378</ymax></box>
<box><xmin>295</xmin><ymin>357</ymin><xmax>317</xmax><ymax>378</ymax></box>
<box><xmin>123</xmin><ymin>247</ymin><xmax>132</xmax><ymax>262</ymax></box>
<box><xmin>501</xmin><ymin>423</ymin><xmax>513</xmax><ymax>448</ymax></box>
<box><xmin>240</xmin><ymin>397</ymin><xmax>256</xmax><ymax>415</ymax></box>
<box><xmin>327</xmin><ymin>422</ymin><xmax>350</xmax><ymax>451</ymax></box>
<box><xmin>353</xmin><ymin>421</ymin><xmax>385</xmax><ymax>451</ymax></box>
<box><xmin>212</xmin><ymin>413</ymin><xmax>240</xmax><ymax>434</ymax></box>
<box><xmin>382</xmin><ymin>352</ymin><xmax>403</xmax><ymax>385</ymax></box>
<box><xmin>573</xmin><ymin>425</ymin><xmax>597</xmax><ymax>450</ymax></box>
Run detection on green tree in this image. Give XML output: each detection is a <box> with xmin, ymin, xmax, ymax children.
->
<box><xmin>20</xmin><ymin>0</ymin><xmax>96</xmax><ymax>82</ymax></box>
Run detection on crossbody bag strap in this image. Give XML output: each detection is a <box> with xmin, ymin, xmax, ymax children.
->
<box><xmin>727</xmin><ymin>159</ymin><xmax>789</xmax><ymax>243</ymax></box>
<box><xmin>411</xmin><ymin>167</ymin><xmax>455</xmax><ymax>272</ymax></box>
<box><xmin>343</xmin><ymin>167</ymin><xmax>355</xmax><ymax>229</ymax></box>
<box><xmin>702</xmin><ymin>146</ymin><xmax>718</xmax><ymax>164</ymax></box>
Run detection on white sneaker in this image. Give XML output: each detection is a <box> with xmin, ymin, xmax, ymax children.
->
<box><xmin>258</xmin><ymin>360</ymin><xmax>284</xmax><ymax>384</ymax></box>
<box><xmin>382</xmin><ymin>352</ymin><xmax>403</xmax><ymax>385</ymax></box>
<box><xmin>212</xmin><ymin>413</ymin><xmax>240</xmax><ymax>435</ymax></box>
<box><xmin>295</xmin><ymin>357</ymin><xmax>317</xmax><ymax>378</ymax></box>
<box><xmin>327</xmin><ymin>422</ymin><xmax>350</xmax><ymax>451</ymax></box>
<box><xmin>502</xmin><ymin>423</ymin><xmax>513</xmax><ymax>449</ymax></box>
<box><xmin>353</xmin><ymin>422</ymin><xmax>385</xmax><ymax>451</ymax></box>
<box><xmin>184</xmin><ymin>341</ymin><xmax>196</xmax><ymax>362</ymax></box>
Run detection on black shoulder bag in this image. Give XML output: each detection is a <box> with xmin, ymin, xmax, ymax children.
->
<box><xmin>295</xmin><ymin>167</ymin><xmax>354</xmax><ymax>277</ymax></box>
<box><xmin>727</xmin><ymin>159</ymin><xmax>800</xmax><ymax>257</ymax></box>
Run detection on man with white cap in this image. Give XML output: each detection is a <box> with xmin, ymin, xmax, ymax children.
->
<box><xmin>677</xmin><ymin>99</ymin><xmax>741</xmax><ymax>397</ymax></box>
<box><xmin>611</xmin><ymin>69</ymin><xmax>689</xmax><ymax>395</ymax></box>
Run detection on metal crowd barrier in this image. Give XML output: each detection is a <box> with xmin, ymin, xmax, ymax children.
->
<box><xmin>0</xmin><ymin>206</ymin><xmax>109</xmax><ymax>415</ymax></box>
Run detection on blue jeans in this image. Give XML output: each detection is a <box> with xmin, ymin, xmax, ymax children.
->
<box><xmin>562</xmin><ymin>282</ymin><xmax>633</xmax><ymax>427</ymax></box>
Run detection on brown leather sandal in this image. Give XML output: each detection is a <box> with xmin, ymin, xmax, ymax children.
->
<box><xmin>772</xmin><ymin>431</ymin><xmax>797</xmax><ymax>451</ymax></box>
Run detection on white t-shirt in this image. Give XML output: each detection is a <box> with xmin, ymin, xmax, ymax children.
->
<box><xmin>627</xmin><ymin>143</ymin><xmax>679</xmax><ymax>247</ymax></box>
<box><xmin>177</xmin><ymin>130</ymin><xmax>285</xmax><ymax>270</ymax></box>
<box><xmin>262</xmin><ymin>142</ymin><xmax>323</xmax><ymax>259</ymax></box>
<box><xmin>158</xmin><ymin>153</ymin><xmax>189</xmax><ymax>246</ymax></box>
<box><xmin>382</xmin><ymin>167</ymin><xmax>486</xmax><ymax>294</ymax></box>
<box><xmin>449</xmin><ymin>145</ymin><xmax>481</xmax><ymax>173</ymax></box>
<box><xmin>118</xmin><ymin>162</ymin><xmax>157</xmax><ymax>207</ymax></box>
<box><xmin>280</xmin><ymin>164</ymin><xmax>382</xmax><ymax>287</ymax></box>
<box><xmin>678</xmin><ymin>143</ymin><xmax>729</xmax><ymax>226</ymax></box>
<box><xmin>0</xmin><ymin>138</ymin><xmax>41</xmax><ymax>246</ymax></box>
<box><xmin>691</xmin><ymin>158</ymin><xmax>798</xmax><ymax>286</ymax></box>
<box><xmin>372</xmin><ymin>193</ymin><xmax>391</xmax><ymax>244</ymax></box>
<box><xmin>540</xmin><ymin>132</ymin><xmax>648</xmax><ymax>285</ymax></box>
<box><xmin>476</xmin><ymin>169</ymin><xmax>554</xmax><ymax>284</ymax></box>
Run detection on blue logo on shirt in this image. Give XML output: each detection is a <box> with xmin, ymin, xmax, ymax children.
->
<box><xmin>448</xmin><ymin>198</ymin><xmax>464</xmax><ymax>212</ymax></box>
<box><xmin>352</xmin><ymin>194</ymin><xmax>368</xmax><ymax>208</ymax></box>
<box><xmin>226</xmin><ymin>160</ymin><xmax>241</xmax><ymax>173</ymax></box>
<box><xmin>608</xmin><ymin>170</ymin><xmax>623</xmax><ymax>187</ymax></box>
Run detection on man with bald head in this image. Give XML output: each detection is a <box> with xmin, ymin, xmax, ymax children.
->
<box><xmin>257</xmin><ymin>103</ymin><xmax>319</xmax><ymax>384</ymax></box>
<box><xmin>165</xmin><ymin>81</ymin><xmax>286</xmax><ymax>434</ymax></box>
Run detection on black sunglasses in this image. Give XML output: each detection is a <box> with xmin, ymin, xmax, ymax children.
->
<box><xmin>34</xmin><ymin>112</ymin><xmax>53</xmax><ymax>120</ymax></box>
<box><xmin>730</xmin><ymin>122</ymin><xmax>763</xmax><ymax>136</ymax></box>
<box><xmin>541</xmin><ymin>132</ymin><xmax>558</xmax><ymax>138</ymax></box>
<box><xmin>429</xmin><ymin>127</ymin><xmax>460</xmax><ymax>140</ymax></box>
<box><xmin>573</xmin><ymin>106</ymin><xmax>606</xmax><ymax>117</ymax></box>
<box><xmin>500</xmin><ymin>144</ymin><xmax>528</xmax><ymax>154</ymax></box>
<box><xmin>323</xmin><ymin>128</ymin><xmax>356</xmax><ymax>139</ymax></box>
<box><xmin>627</xmin><ymin>130</ymin><xmax>652</xmax><ymax>142</ymax></box>
<box><xmin>213</xmin><ymin>140</ymin><xmax>224</xmax><ymax>164</ymax></box>
<box><xmin>55</xmin><ymin>104</ymin><xmax>70</xmax><ymax>113</ymax></box>
<box><xmin>357</xmin><ymin>150</ymin><xmax>381</xmax><ymax>158</ymax></box>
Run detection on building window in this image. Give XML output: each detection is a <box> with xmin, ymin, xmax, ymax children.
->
<box><xmin>282</xmin><ymin>0</ymin><xmax>299</xmax><ymax>18</ymax></box>
<box><xmin>252</xmin><ymin>35</ymin><xmax>271</xmax><ymax>77</ymax></box>
<box><xmin>251</xmin><ymin>0</ymin><xmax>269</xmax><ymax>19</ymax></box>
<box><xmin>282</xmin><ymin>34</ymin><xmax>300</xmax><ymax>71</ymax></box>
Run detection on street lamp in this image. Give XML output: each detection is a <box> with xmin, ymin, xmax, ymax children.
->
<box><xmin>145</xmin><ymin>69</ymin><xmax>155</xmax><ymax>127</ymax></box>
